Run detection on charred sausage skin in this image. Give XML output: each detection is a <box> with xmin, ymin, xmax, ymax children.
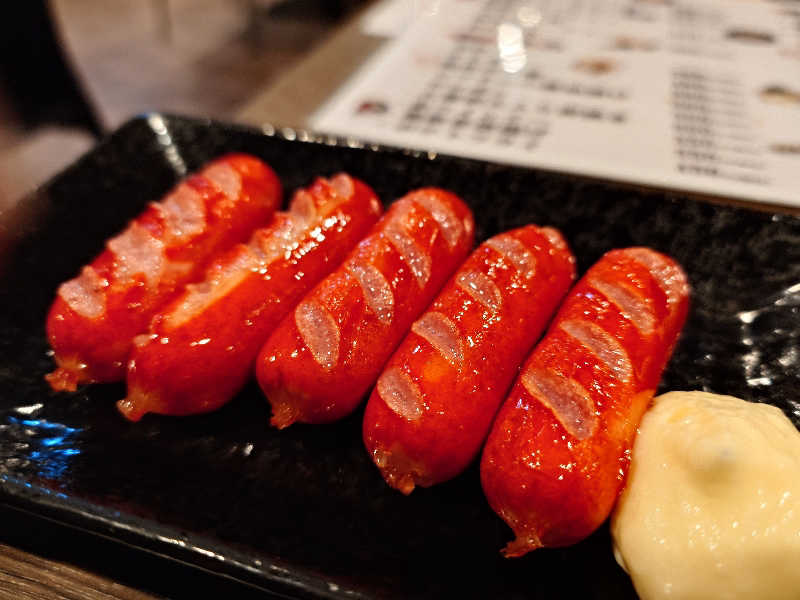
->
<box><xmin>480</xmin><ymin>247</ymin><xmax>689</xmax><ymax>556</ymax></box>
<box><xmin>363</xmin><ymin>225</ymin><xmax>576</xmax><ymax>494</ymax></box>
<box><xmin>46</xmin><ymin>154</ymin><xmax>281</xmax><ymax>391</ymax></box>
<box><xmin>256</xmin><ymin>188</ymin><xmax>475</xmax><ymax>428</ymax></box>
<box><xmin>118</xmin><ymin>174</ymin><xmax>382</xmax><ymax>421</ymax></box>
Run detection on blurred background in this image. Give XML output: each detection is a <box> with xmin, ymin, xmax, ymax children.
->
<box><xmin>0</xmin><ymin>0</ymin><xmax>368</xmax><ymax>210</ymax></box>
<box><xmin>1</xmin><ymin>0</ymin><xmax>797</xmax><ymax>217</ymax></box>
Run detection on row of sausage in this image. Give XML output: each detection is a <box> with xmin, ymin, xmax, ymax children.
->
<box><xmin>45</xmin><ymin>153</ymin><xmax>689</xmax><ymax>555</ymax></box>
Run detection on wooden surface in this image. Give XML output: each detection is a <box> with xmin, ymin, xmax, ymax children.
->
<box><xmin>236</xmin><ymin>7</ymin><xmax>383</xmax><ymax>129</ymax></box>
<box><xmin>52</xmin><ymin>0</ymin><xmax>333</xmax><ymax>130</ymax></box>
<box><xmin>0</xmin><ymin>543</ymin><xmax>159</xmax><ymax>600</ymax></box>
<box><xmin>0</xmin><ymin>504</ymin><xmax>278</xmax><ymax>599</ymax></box>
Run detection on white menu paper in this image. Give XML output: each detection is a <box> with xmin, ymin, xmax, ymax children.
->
<box><xmin>313</xmin><ymin>0</ymin><xmax>800</xmax><ymax>207</ymax></box>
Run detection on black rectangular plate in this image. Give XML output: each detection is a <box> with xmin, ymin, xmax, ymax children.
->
<box><xmin>1</xmin><ymin>114</ymin><xmax>799</xmax><ymax>599</ymax></box>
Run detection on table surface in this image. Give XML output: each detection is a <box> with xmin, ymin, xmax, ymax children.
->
<box><xmin>0</xmin><ymin>543</ymin><xmax>156</xmax><ymax>600</ymax></box>
<box><xmin>235</xmin><ymin>10</ymin><xmax>382</xmax><ymax>131</ymax></box>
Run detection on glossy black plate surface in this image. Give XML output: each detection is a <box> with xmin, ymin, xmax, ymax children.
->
<box><xmin>1</xmin><ymin>114</ymin><xmax>799</xmax><ymax>599</ymax></box>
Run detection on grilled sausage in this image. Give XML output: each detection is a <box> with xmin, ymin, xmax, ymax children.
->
<box><xmin>480</xmin><ymin>247</ymin><xmax>690</xmax><ymax>556</ymax></box>
<box><xmin>117</xmin><ymin>174</ymin><xmax>381</xmax><ymax>421</ymax></box>
<box><xmin>256</xmin><ymin>188</ymin><xmax>475</xmax><ymax>428</ymax></box>
<box><xmin>46</xmin><ymin>154</ymin><xmax>281</xmax><ymax>391</ymax></box>
<box><xmin>363</xmin><ymin>225</ymin><xmax>576</xmax><ymax>494</ymax></box>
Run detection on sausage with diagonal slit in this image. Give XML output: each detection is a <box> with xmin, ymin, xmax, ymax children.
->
<box><xmin>256</xmin><ymin>188</ymin><xmax>475</xmax><ymax>428</ymax></box>
<box><xmin>45</xmin><ymin>154</ymin><xmax>282</xmax><ymax>391</ymax></box>
<box><xmin>480</xmin><ymin>247</ymin><xmax>690</xmax><ymax>556</ymax></box>
<box><xmin>117</xmin><ymin>175</ymin><xmax>381</xmax><ymax>421</ymax></box>
<box><xmin>363</xmin><ymin>225</ymin><xmax>576</xmax><ymax>494</ymax></box>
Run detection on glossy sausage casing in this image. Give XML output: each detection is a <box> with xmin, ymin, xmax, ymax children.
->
<box><xmin>363</xmin><ymin>225</ymin><xmax>576</xmax><ymax>494</ymax></box>
<box><xmin>480</xmin><ymin>247</ymin><xmax>690</xmax><ymax>556</ymax></box>
<box><xmin>256</xmin><ymin>188</ymin><xmax>475</xmax><ymax>428</ymax></box>
<box><xmin>46</xmin><ymin>154</ymin><xmax>281</xmax><ymax>391</ymax></box>
<box><xmin>118</xmin><ymin>175</ymin><xmax>382</xmax><ymax>421</ymax></box>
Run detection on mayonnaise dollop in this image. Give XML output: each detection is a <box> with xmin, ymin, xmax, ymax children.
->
<box><xmin>611</xmin><ymin>391</ymin><xmax>800</xmax><ymax>600</ymax></box>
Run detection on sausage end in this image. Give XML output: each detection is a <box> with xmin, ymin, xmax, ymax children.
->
<box><xmin>45</xmin><ymin>367</ymin><xmax>82</xmax><ymax>392</ymax></box>
<box><xmin>501</xmin><ymin>532</ymin><xmax>543</xmax><ymax>558</ymax></box>
<box><xmin>268</xmin><ymin>389</ymin><xmax>303</xmax><ymax>429</ymax></box>
<box><xmin>370</xmin><ymin>444</ymin><xmax>442</xmax><ymax>495</ymax></box>
<box><xmin>116</xmin><ymin>387</ymin><xmax>157</xmax><ymax>422</ymax></box>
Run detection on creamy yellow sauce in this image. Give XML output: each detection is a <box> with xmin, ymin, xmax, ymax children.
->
<box><xmin>611</xmin><ymin>391</ymin><xmax>800</xmax><ymax>600</ymax></box>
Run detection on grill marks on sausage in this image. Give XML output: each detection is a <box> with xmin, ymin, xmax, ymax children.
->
<box><xmin>378</xmin><ymin>367</ymin><xmax>424</xmax><ymax>421</ymax></box>
<box><xmin>385</xmin><ymin>220</ymin><xmax>431</xmax><ymax>288</ymax></box>
<box><xmin>107</xmin><ymin>222</ymin><xmax>166</xmax><ymax>287</ymax></box>
<box><xmin>514</xmin><ymin>249</ymin><xmax>681</xmax><ymax>443</ymax></box>
<box><xmin>626</xmin><ymin>247</ymin><xmax>690</xmax><ymax>308</ymax></box>
<box><xmin>412</xmin><ymin>192</ymin><xmax>464</xmax><ymax>248</ymax></box>
<box><xmin>411</xmin><ymin>311</ymin><xmax>464</xmax><ymax>367</ymax></box>
<box><xmin>253</xmin><ymin>215</ymin><xmax>306</xmax><ymax>264</ymax></box>
<box><xmin>295</xmin><ymin>299</ymin><xmax>340</xmax><ymax>371</ymax></box>
<box><xmin>539</xmin><ymin>227</ymin><xmax>569</xmax><ymax>252</ymax></box>
<box><xmin>456</xmin><ymin>270</ymin><xmax>502</xmax><ymax>313</ymax></box>
<box><xmin>589</xmin><ymin>277</ymin><xmax>655</xmax><ymax>335</ymax></box>
<box><xmin>348</xmin><ymin>262</ymin><xmax>394</xmax><ymax>324</ymax></box>
<box><xmin>58</xmin><ymin>266</ymin><xmax>108</xmax><ymax>319</ymax></box>
<box><xmin>486</xmin><ymin>236</ymin><xmax>536</xmax><ymax>280</ymax></box>
<box><xmin>169</xmin><ymin>247</ymin><xmax>258</xmax><ymax>329</ymax></box>
<box><xmin>329</xmin><ymin>173</ymin><xmax>354</xmax><ymax>199</ymax></box>
<box><xmin>521</xmin><ymin>367</ymin><xmax>597</xmax><ymax>440</ymax></box>
<box><xmin>164</xmin><ymin>179</ymin><xmax>348</xmax><ymax>330</ymax></box>
<box><xmin>558</xmin><ymin>319</ymin><xmax>633</xmax><ymax>382</ymax></box>
<box><xmin>383</xmin><ymin>193</ymin><xmax>468</xmax><ymax>289</ymax></box>
<box><xmin>62</xmin><ymin>177</ymin><xmax>215</xmax><ymax>319</ymax></box>
<box><xmin>202</xmin><ymin>162</ymin><xmax>242</xmax><ymax>200</ymax></box>
<box><xmin>166</xmin><ymin>227</ymin><xmax>284</xmax><ymax>331</ymax></box>
<box><xmin>289</xmin><ymin>190</ymin><xmax>317</xmax><ymax>228</ymax></box>
<box><xmin>157</xmin><ymin>184</ymin><xmax>206</xmax><ymax>241</ymax></box>
<box><xmin>335</xmin><ymin>192</ymin><xmax>467</xmax><ymax>338</ymax></box>
<box><xmin>455</xmin><ymin>228</ymin><xmax>559</xmax><ymax>315</ymax></box>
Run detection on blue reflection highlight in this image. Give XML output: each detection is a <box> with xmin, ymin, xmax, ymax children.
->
<box><xmin>0</xmin><ymin>474</ymin><xmax>71</xmax><ymax>501</ymax></box>
<box><xmin>4</xmin><ymin>415</ymin><xmax>83</xmax><ymax>480</ymax></box>
<box><xmin>7</xmin><ymin>416</ymin><xmax>80</xmax><ymax>434</ymax></box>
<box><xmin>42</xmin><ymin>436</ymin><xmax>66</xmax><ymax>447</ymax></box>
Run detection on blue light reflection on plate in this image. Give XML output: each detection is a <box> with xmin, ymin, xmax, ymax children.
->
<box><xmin>2</xmin><ymin>412</ymin><xmax>82</xmax><ymax>480</ymax></box>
